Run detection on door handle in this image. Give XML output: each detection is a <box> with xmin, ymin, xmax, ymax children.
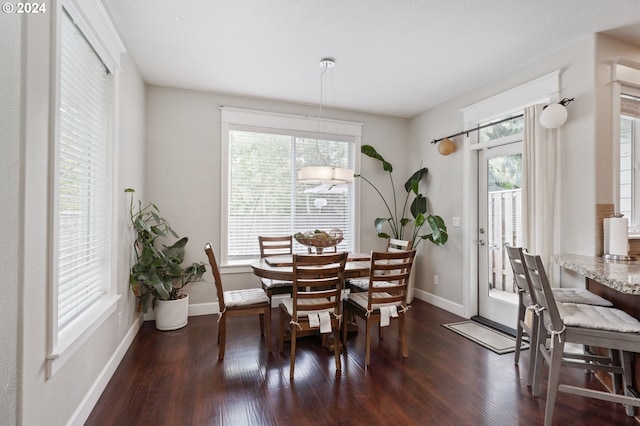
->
<box><xmin>477</xmin><ymin>239</ymin><xmax>485</xmax><ymax>246</ymax></box>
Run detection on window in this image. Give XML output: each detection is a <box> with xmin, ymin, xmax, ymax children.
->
<box><xmin>619</xmin><ymin>89</ymin><xmax>640</xmax><ymax>226</ymax></box>
<box><xmin>56</xmin><ymin>9</ymin><xmax>111</xmax><ymax>330</ymax></box>
<box><xmin>221</xmin><ymin>108</ymin><xmax>362</xmax><ymax>265</ymax></box>
<box><xmin>47</xmin><ymin>0</ymin><xmax>123</xmax><ymax>378</ymax></box>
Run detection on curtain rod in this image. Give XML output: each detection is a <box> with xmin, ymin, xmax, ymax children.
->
<box><xmin>430</xmin><ymin>113</ymin><xmax>524</xmax><ymax>144</ymax></box>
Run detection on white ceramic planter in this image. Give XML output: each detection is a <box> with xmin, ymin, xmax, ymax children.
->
<box><xmin>155</xmin><ymin>294</ymin><xmax>189</xmax><ymax>331</ymax></box>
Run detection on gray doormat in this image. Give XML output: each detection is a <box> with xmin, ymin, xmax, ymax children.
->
<box><xmin>442</xmin><ymin>320</ymin><xmax>529</xmax><ymax>355</ymax></box>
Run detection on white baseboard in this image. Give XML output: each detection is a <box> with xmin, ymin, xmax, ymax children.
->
<box><xmin>413</xmin><ymin>288</ymin><xmax>466</xmax><ymax>317</ymax></box>
<box><xmin>67</xmin><ymin>314</ymin><xmax>143</xmax><ymax>426</ymax></box>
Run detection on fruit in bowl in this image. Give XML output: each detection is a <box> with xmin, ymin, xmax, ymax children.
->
<box><xmin>294</xmin><ymin>228</ymin><xmax>344</xmax><ymax>248</ymax></box>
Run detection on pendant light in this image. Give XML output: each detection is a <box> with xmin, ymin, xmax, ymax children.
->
<box><xmin>298</xmin><ymin>58</ymin><xmax>354</xmax><ymax>185</ymax></box>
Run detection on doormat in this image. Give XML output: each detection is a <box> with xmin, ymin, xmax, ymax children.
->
<box><xmin>442</xmin><ymin>321</ymin><xmax>529</xmax><ymax>355</ymax></box>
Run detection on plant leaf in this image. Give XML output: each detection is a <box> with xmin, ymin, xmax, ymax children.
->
<box><xmin>425</xmin><ymin>214</ymin><xmax>448</xmax><ymax>245</ymax></box>
<box><xmin>404</xmin><ymin>167</ymin><xmax>428</xmax><ymax>192</ymax></box>
<box><xmin>361</xmin><ymin>144</ymin><xmax>393</xmax><ymax>172</ymax></box>
<box><xmin>410</xmin><ymin>194</ymin><xmax>427</xmax><ymax>218</ymax></box>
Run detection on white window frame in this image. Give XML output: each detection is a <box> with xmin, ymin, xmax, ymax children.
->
<box><xmin>220</xmin><ymin>107</ymin><xmax>362</xmax><ymax>269</ymax></box>
<box><xmin>46</xmin><ymin>0</ymin><xmax>124</xmax><ymax>379</ymax></box>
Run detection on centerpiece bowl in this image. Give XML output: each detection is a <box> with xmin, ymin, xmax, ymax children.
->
<box><xmin>294</xmin><ymin>229</ymin><xmax>343</xmax><ymax>254</ymax></box>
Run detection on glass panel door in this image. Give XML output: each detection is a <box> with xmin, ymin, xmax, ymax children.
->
<box><xmin>478</xmin><ymin>142</ymin><xmax>522</xmax><ymax>328</ymax></box>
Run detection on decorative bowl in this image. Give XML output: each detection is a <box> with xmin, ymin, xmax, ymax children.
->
<box><xmin>294</xmin><ymin>228</ymin><xmax>343</xmax><ymax>250</ymax></box>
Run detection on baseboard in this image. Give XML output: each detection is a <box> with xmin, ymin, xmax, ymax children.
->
<box><xmin>67</xmin><ymin>314</ymin><xmax>143</xmax><ymax>426</ymax></box>
<box><xmin>188</xmin><ymin>302</ymin><xmax>219</xmax><ymax>316</ymax></box>
<box><xmin>413</xmin><ymin>288</ymin><xmax>465</xmax><ymax>317</ymax></box>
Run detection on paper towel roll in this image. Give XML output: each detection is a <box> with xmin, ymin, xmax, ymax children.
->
<box><xmin>604</xmin><ymin>217</ymin><xmax>629</xmax><ymax>256</ymax></box>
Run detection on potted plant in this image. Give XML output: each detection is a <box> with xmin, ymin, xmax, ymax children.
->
<box><xmin>126</xmin><ymin>188</ymin><xmax>206</xmax><ymax>330</ymax></box>
<box><xmin>356</xmin><ymin>145</ymin><xmax>448</xmax><ymax>248</ymax></box>
<box><xmin>357</xmin><ymin>145</ymin><xmax>448</xmax><ymax>303</ymax></box>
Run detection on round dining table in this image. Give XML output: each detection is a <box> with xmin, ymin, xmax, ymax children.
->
<box><xmin>250</xmin><ymin>253</ymin><xmax>371</xmax><ymax>281</ymax></box>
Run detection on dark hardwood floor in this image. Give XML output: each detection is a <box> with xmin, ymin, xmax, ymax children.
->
<box><xmin>86</xmin><ymin>300</ymin><xmax>637</xmax><ymax>425</ymax></box>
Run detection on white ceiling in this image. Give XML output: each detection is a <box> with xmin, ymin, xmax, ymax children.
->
<box><xmin>103</xmin><ymin>0</ymin><xmax>640</xmax><ymax>118</ymax></box>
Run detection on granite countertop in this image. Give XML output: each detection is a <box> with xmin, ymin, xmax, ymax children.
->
<box><xmin>553</xmin><ymin>254</ymin><xmax>640</xmax><ymax>295</ymax></box>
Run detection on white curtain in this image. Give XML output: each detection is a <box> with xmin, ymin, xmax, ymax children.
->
<box><xmin>522</xmin><ymin>104</ymin><xmax>558</xmax><ymax>278</ymax></box>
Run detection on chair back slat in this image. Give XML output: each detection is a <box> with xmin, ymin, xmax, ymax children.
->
<box><xmin>367</xmin><ymin>250</ymin><xmax>416</xmax><ymax>308</ymax></box>
<box><xmin>505</xmin><ymin>243</ymin><xmax>537</xmax><ymax>305</ymax></box>
<box><xmin>292</xmin><ymin>252</ymin><xmax>347</xmax><ymax>320</ymax></box>
<box><xmin>522</xmin><ymin>251</ymin><xmax>564</xmax><ymax>332</ymax></box>
<box><xmin>386</xmin><ymin>238</ymin><xmax>413</xmax><ymax>252</ymax></box>
<box><xmin>204</xmin><ymin>243</ymin><xmax>225</xmax><ymax>311</ymax></box>
<box><xmin>259</xmin><ymin>235</ymin><xmax>293</xmax><ymax>258</ymax></box>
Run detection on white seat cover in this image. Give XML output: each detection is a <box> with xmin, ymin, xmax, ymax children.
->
<box><xmin>552</xmin><ymin>288</ymin><xmax>612</xmax><ymax>306</ymax></box>
<box><xmin>261</xmin><ymin>278</ymin><xmax>291</xmax><ymax>288</ymax></box>
<box><xmin>558</xmin><ymin>303</ymin><xmax>640</xmax><ymax>333</ymax></box>
<box><xmin>281</xmin><ymin>297</ymin><xmax>335</xmax><ymax>317</ymax></box>
<box><xmin>347</xmin><ymin>292</ymin><xmax>402</xmax><ymax>310</ymax></box>
<box><xmin>224</xmin><ymin>288</ymin><xmax>269</xmax><ymax>307</ymax></box>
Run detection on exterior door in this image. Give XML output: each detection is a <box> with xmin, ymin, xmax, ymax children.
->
<box><xmin>478</xmin><ymin>142</ymin><xmax>523</xmax><ymax>328</ymax></box>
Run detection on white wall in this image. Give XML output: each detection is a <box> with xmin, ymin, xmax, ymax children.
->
<box><xmin>145</xmin><ymin>85</ymin><xmax>410</xmax><ymax>302</ymax></box>
<box><xmin>409</xmin><ymin>35</ymin><xmax>599</xmax><ymax>308</ymax></box>
<box><xmin>17</xmin><ymin>8</ymin><xmax>146</xmax><ymax>425</ymax></box>
<box><xmin>409</xmin><ymin>34</ymin><xmax>640</xmax><ymax>309</ymax></box>
<box><xmin>0</xmin><ymin>11</ymin><xmax>21</xmax><ymax>426</ymax></box>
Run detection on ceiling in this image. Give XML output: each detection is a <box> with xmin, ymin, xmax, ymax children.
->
<box><xmin>103</xmin><ymin>0</ymin><xmax>640</xmax><ymax>118</ymax></box>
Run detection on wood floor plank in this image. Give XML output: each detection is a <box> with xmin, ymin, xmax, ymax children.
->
<box><xmin>86</xmin><ymin>300</ymin><xmax>638</xmax><ymax>425</ymax></box>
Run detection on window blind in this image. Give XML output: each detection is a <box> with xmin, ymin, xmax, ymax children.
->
<box><xmin>227</xmin><ymin>127</ymin><xmax>355</xmax><ymax>261</ymax></box>
<box><xmin>56</xmin><ymin>10</ymin><xmax>111</xmax><ymax>330</ymax></box>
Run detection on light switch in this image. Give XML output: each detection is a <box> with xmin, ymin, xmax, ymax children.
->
<box><xmin>452</xmin><ymin>216</ymin><xmax>461</xmax><ymax>227</ymax></box>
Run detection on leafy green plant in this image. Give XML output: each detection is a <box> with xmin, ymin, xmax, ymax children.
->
<box><xmin>356</xmin><ymin>145</ymin><xmax>448</xmax><ymax>249</ymax></box>
<box><xmin>126</xmin><ymin>188</ymin><xmax>206</xmax><ymax>313</ymax></box>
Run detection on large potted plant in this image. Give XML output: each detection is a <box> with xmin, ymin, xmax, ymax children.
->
<box><xmin>356</xmin><ymin>145</ymin><xmax>448</xmax><ymax>248</ymax></box>
<box><xmin>357</xmin><ymin>145</ymin><xmax>448</xmax><ymax>303</ymax></box>
<box><xmin>126</xmin><ymin>188</ymin><xmax>206</xmax><ymax>330</ymax></box>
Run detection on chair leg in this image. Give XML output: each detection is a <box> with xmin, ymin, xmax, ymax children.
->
<box><xmin>543</xmin><ymin>340</ymin><xmax>565</xmax><ymax>426</ymax></box>
<box><xmin>333</xmin><ymin>324</ymin><xmax>341</xmax><ymax>371</ymax></box>
<box><xmin>278</xmin><ymin>309</ymin><xmax>286</xmax><ymax>353</ymax></box>
<box><xmin>379</xmin><ymin>323</ymin><xmax>385</xmax><ymax>340</ymax></box>
<box><xmin>259</xmin><ymin>312</ymin><xmax>265</xmax><ymax>336</ymax></box>
<box><xmin>532</xmin><ymin>321</ymin><xmax>546</xmax><ymax>397</ymax></box>
<box><xmin>342</xmin><ymin>304</ymin><xmax>350</xmax><ymax>345</ymax></box>
<box><xmin>399</xmin><ymin>313</ymin><xmax>408</xmax><ymax>358</ymax></box>
<box><xmin>622</xmin><ymin>350</ymin><xmax>635</xmax><ymax>417</ymax></box>
<box><xmin>264</xmin><ymin>307</ymin><xmax>272</xmax><ymax>353</ymax></box>
<box><xmin>514</xmin><ymin>303</ymin><xmax>525</xmax><ymax>365</ymax></box>
<box><xmin>218</xmin><ymin>317</ymin><xmax>227</xmax><ymax>360</ymax></box>
<box><xmin>526</xmin><ymin>314</ymin><xmax>540</xmax><ymax>387</ymax></box>
<box><xmin>289</xmin><ymin>326</ymin><xmax>297</xmax><ymax>379</ymax></box>
<box><xmin>365</xmin><ymin>317</ymin><xmax>372</xmax><ymax>367</ymax></box>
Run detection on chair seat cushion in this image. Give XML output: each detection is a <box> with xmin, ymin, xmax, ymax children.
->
<box><xmin>348</xmin><ymin>279</ymin><xmax>397</xmax><ymax>291</ymax></box>
<box><xmin>261</xmin><ymin>278</ymin><xmax>292</xmax><ymax>289</ymax></box>
<box><xmin>281</xmin><ymin>297</ymin><xmax>335</xmax><ymax>317</ymax></box>
<box><xmin>347</xmin><ymin>292</ymin><xmax>402</xmax><ymax>310</ymax></box>
<box><xmin>224</xmin><ymin>288</ymin><xmax>269</xmax><ymax>307</ymax></box>
<box><xmin>558</xmin><ymin>303</ymin><xmax>640</xmax><ymax>333</ymax></box>
<box><xmin>552</xmin><ymin>288</ymin><xmax>613</xmax><ymax>306</ymax></box>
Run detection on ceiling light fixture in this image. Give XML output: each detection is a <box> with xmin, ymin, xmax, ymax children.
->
<box><xmin>298</xmin><ymin>58</ymin><xmax>355</xmax><ymax>185</ymax></box>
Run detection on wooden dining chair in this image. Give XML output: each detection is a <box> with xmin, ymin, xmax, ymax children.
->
<box><xmin>522</xmin><ymin>251</ymin><xmax>640</xmax><ymax>425</ymax></box>
<box><xmin>278</xmin><ymin>252</ymin><xmax>348</xmax><ymax>379</ymax></box>
<box><xmin>204</xmin><ymin>243</ymin><xmax>272</xmax><ymax>360</ymax></box>
<box><xmin>349</xmin><ymin>238</ymin><xmax>413</xmax><ymax>293</ymax></box>
<box><xmin>258</xmin><ymin>235</ymin><xmax>294</xmax><ymax>304</ymax></box>
<box><xmin>343</xmin><ymin>249</ymin><xmax>416</xmax><ymax>368</ymax></box>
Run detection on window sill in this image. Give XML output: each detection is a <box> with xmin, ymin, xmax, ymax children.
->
<box><xmin>46</xmin><ymin>294</ymin><xmax>120</xmax><ymax>379</ymax></box>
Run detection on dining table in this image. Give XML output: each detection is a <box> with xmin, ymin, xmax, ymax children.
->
<box><xmin>250</xmin><ymin>252</ymin><xmax>372</xmax><ymax>282</ymax></box>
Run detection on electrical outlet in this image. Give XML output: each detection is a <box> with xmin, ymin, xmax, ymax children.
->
<box><xmin>433</xmin><ymin>274</ymin><xmax>439</xmax><ymax>285</ymax></box>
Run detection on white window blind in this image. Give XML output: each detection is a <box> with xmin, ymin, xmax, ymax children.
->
<box><xmin>55</xmin><ymin>9</ymin><xmax>112</xmax><ymax>331</ymax></box>
<box><xmin>227</xmin><ymin>124</ymin><xmax>356</xmax><ymax>262</ymax></box>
